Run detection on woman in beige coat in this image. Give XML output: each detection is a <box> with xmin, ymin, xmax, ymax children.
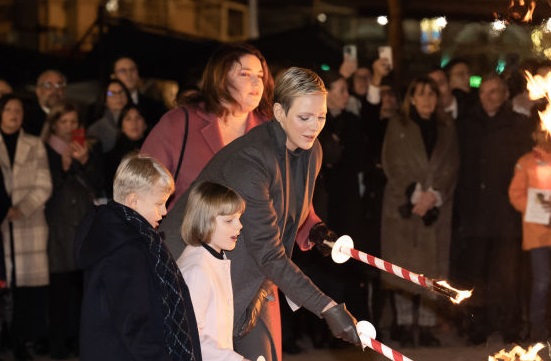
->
<box><xmin>381</xmin><ymin>76</ymin><xmax>459</xmax><ymax>348</ymax></box>
<box><xmin>0</xmin><ymin>94</ymin><xmax>52</xmax><ymax>360</ymax></box>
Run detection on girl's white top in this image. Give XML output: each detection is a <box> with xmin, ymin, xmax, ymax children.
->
<box><xmin>178</xmin><ymin>245</ymin><xmax>244</xmax><ymax>361</ymax></box>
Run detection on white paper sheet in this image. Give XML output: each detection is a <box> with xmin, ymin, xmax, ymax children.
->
<box><xmin>525</xmin><ymin>188</ymin><xmax>551</xmax><ymax>225</ymax></box>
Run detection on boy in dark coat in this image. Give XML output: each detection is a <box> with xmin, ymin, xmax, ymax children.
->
<box><xmin>75</xmin><ymin>153</ymin><xmax>202</xmax><ymax>361</ymax></box>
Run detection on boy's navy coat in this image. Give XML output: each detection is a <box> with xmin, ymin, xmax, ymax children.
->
<box><xmin>75</xmin><ymin>202</ymin><xmax>201</xmax><ymax>361</ymax></box>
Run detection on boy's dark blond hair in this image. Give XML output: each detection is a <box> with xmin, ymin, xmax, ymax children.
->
<box><xmin>113</xmin><ymin>153</ymin><xmax>174</xmax><ymax>203</ymax></box>
<box><xmin>181</xmin><ymin>181</ymin><xmax>245</xmax><ymax>246</ymax></box>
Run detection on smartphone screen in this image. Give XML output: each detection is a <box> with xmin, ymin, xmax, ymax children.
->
<box><xmin>378</xmin><ymin>46</ymin><xmax>393</xmax><ymax>70</ymax></box>
<box><xmin>71</xmin><ymin>128</ymin><xmax>86</xmax><ymax>146</ymax></box>
<box><xmin>343</xmin><ymin>44</ymin><xmax>357</xmax><ymax>60</ymax></box>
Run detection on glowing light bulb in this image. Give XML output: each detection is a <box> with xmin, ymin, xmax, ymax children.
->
<box><xmin>492</xmin><ymin>19</ymin><xmax>507</xmax><ymax>31</ymax></box>
<box><xmin>377</xmin><ymin>16</ymin><xmax>388</xmax><ymax>26</ymax></box>
<box><xmin>435</xmin><ymin>16</ymin><xmax>447</xmax><ymax>29</ymax></box>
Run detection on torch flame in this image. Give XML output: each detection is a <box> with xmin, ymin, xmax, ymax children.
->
<box><xmin>507</xmin><ymin>0</ymin><xmax>536</xmax><ymax>23</ymax></box>
<box><xmin>525</xmin><ymin>71</ymin><xmax>551</xmax><ymax>135</ymax></box>
<box><xmin>489</xmin><ymin>343</ymin><xmax>545</xmax><ymax>361</ymax></box>
<box><xmin>435</xmin><ymin>280</ymin><xmax>472</xmax><ymax>304</ymax></box>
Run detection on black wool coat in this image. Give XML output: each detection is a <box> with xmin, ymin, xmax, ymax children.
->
<box><xmin>75</xmin><ymin>203</ymin><xmax>201</xmax><ymax>361</ymax></box>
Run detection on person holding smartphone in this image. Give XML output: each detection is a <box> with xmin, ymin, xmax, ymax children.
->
<box><xmin>339</xmin><ymin>44</ymin><xmax>358</xmax><ymax>81</ymax></box>
<box><xmin>42</xmin><ymin>101</ymin><xmax>104</xmax><ymax>359</ymax></box>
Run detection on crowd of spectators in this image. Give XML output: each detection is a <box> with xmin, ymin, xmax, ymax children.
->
<box><xmin>283</xmin><ymin>54</ymin><xmax>550</xmax><ymax>353</ymax></box>
<box><xmin>0</xmin><ymin>56</ymin><xmax>167</xmax><ymax>360</ymax></box>
<box><xmin>0</xmin><ymin>45</ymin><xmax>550</xmax><ymax>360</ymax></box>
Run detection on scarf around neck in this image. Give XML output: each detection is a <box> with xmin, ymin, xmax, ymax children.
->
<box><xmin>48</xmin><ymin>134</ymin><xmax>69</xmax><ymax>155</ymax></box>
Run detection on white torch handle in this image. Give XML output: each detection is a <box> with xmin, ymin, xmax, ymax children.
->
<box><xmin>356</xmin><ymin>320</ymin><xmax>414</xmax><ymax>361</ymax></box>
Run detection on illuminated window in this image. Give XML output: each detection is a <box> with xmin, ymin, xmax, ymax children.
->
<box><xmin>532</xmin><ymin>20</ymin><xmax>551</xmax><ymax>60</ymax></box>
<box><xmin>420</xmin><ymin>17</ymin><xmax>447</xmax><ymax>54</ymax></box>
<box><xmin>105</xmin><ymin>0</ymin><xmax>119</xmax><ymax>13</ymax></box>
<box><xmin>377</xmin><ymin>16</ymin><xmax>388</xmax><ymax>26</ymax></box>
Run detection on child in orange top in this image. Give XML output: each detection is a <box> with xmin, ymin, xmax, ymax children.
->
<box><xmin>509</xmin><ymin>126</ymin><xmax>551</xmax><ymax>341</ymax></box>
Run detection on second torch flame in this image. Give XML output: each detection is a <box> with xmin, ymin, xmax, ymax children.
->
<box><xmin>434</xmin><ymin>280</ymin><xmax>473</xmax><ymax>304</ymax></box>
<box><xmin>326</xmin><ymin>235</ymin><xmax>472</xmax><ymax>304</ymax></box>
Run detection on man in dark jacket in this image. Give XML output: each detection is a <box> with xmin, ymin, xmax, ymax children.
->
<box><xmin>111</xmin><ymin>56</ymin><xmax>166</xmax><ymax>129</ymax></box>
<box><xmin>24</xmin><ymin>69</ymin><xmax>67</xmax><ymax>136</ymax></box>
<box><xmin>453</xmin><ymin>73</ymin><xmax>533</xmax><ymax>344</ymax></box>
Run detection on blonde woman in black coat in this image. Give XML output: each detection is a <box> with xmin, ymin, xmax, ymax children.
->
<box><xmin>43</xmin><ymin>102</ymin><xmax>104</xmax><ymax>358</ymax></box>
<box><xmin>161</xmin><ymin>67</ymin><xmax>361</xmax><ymax>361</ymax></box>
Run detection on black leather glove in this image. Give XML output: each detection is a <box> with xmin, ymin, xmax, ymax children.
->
<box><xmin>309</xmin><ymin>222</ymin><xmax>337</xmax><ymax>257</ymax></box>
<box><xmin>234</xmin><ymin>280</ymin><xmax>273</xmax><ymax>339</ymax></box>
<box><xmin>321</xmin><ymin>303</ymin><xmax>361</xmax><ymax>345</ymax></box>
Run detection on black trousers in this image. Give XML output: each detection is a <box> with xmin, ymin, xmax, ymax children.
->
<box><xmin>12</xmin><ymin>286</ymin><xmax>49</xmax><ymax>342</ymax></box>
<box><xmin>49</xmin><ymin>271</ymin><xmax>82</xmax><ymax>354</ymax></box>
<box><xmin>464</xmin><ymin>236</ymin><xmax>522</xmax><ymax>337</ymax></box>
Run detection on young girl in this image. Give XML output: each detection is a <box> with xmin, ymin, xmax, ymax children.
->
<box><xmin>177</xmin><ymin>181</ymin><xmax>249</xmax><ymax>361</ymax></box>
<box><xmin>509</xmin><ymin>125</ymin><xmax>551</xmax><ymax>342</ymax></box>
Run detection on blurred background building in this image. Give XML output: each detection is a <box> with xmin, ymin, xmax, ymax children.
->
<box><xmin>0</xmin><ymin>0</ymin><xmax>250</xmax><ymax>52</ymax></box>
<box><xmin>0</xmin><ymin>0</ymin><xmax>550</xmax><ymax>95</ymax></box>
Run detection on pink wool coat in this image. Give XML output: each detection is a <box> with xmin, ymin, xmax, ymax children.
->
<box><xmin>141</xmin><ymin>105</ymin><xmax>267</xmax><ymax>210</ymax></box>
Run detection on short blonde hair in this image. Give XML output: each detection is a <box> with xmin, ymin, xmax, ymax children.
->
<box><xmin>274</xmin><ymin>67</ymin><xmax>327</xmax><ymax>114</ymax></box>
<box><xmin>42</xmin><ymin>101</ymin><xmax>80</xmax><ymax>142</ymax></box>
<box><xmin>113</xmin><ymin>153</ymin><xmax>174</xmax><ymax>203</ymax></box>
<box><xmin>181</xmin><ymin>181</ymin><xmax>245</xmax><ymax>246</ymax></box>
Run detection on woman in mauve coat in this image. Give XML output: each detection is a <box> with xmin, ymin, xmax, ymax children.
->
<box><xmin>381</xmin><ymin>75</ymin><xmax>459</xmax><ymax>347</ymax></box>
<box><xmin>141</xmin><ymin>43</ymin><xmax>273</xmax><ymax>221</ymax></box>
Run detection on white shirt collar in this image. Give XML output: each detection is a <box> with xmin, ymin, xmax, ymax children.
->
<box><xmin>444</xmin><ymin>96</ymin><xmax>458</xmax><ymax>119</ymax></box>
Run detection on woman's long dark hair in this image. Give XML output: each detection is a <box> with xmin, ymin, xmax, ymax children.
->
<box><xmin>400</xmin><ymin>75</ymin><xmax>449</xmax><ymax>125</ymax></box>
<box><xmin>177</xmin><ymin>43</ymin><xmax>274</xmax><ymax>120</ymax></box>
<box><xmin>0</xmin><ymin>94</ymin><xmax>25</xmax><ymax>128</ymax></box>
<box><xmin>117</xmin><ymin>103</ymin><xmax>147</xmax><ymax>130</ymax></box>
<box><xmin>92</xmin><ymin>78</ymin><xmax>132</xmax><ymax>120</ymax></box>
